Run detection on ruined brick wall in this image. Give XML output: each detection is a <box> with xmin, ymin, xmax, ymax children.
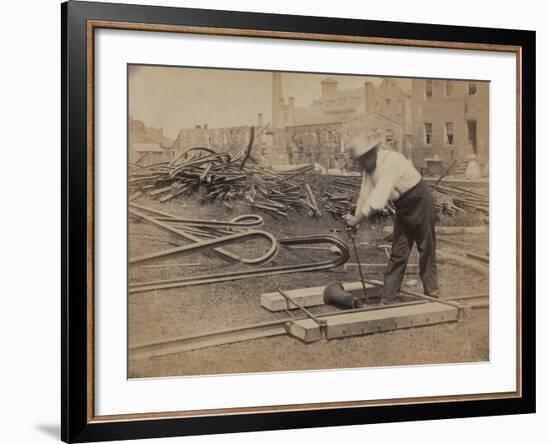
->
<box><xmin>170</xmin><ymin>125</ymin><xmax>287</xmax><ymax>165</ymax></box>
<box><xmin>284</xmin><ymin>124</ymin><xmax>343</xmax><ymax>167</ymax></box>
<box><xmin>172</xmin><ymin>126</ymin><xmax>251</xmax><ymax>152</ymax></box>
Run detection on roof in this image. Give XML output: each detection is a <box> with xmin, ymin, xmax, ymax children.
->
<box><xmin>344</xmin><ymin>111</ymin><xmax>402</xmax><ymax>128</ymax></box>
<box><xmin>286</xmin><ymin>77</ymin><xmax>411</xmax><ymax>128</ymax></box>
<box><xmin>286</xmin><ymin>106</ymin><xmax>348</xmax><ymax>127</ymax></box>
<box><xmin>133</xmin><ymin>142</ymin><xmax>164</xmax><ymax>152</ymax></box>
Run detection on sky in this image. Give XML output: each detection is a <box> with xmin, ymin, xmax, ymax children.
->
<box><xmin>128</xmin><ymin>65</ymin><xmax>405</xmax><ymax>140</ymax></box>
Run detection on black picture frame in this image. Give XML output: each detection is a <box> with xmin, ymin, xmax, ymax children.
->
<box><xmin>61</xmin><ymin>1</ymin><xmax>536</xmax><ymax>442</ymax></box>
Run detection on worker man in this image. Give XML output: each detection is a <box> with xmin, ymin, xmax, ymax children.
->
<box><xmin>343</xmin><ymin>132</ymin><xmax>439</xmax><ymax>304</ymax></box>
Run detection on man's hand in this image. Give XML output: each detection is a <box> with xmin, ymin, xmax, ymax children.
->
<box><xmin>342</xmin><ymin>213</ymin><xmax>360</xmax><ymax>228</ymax></box>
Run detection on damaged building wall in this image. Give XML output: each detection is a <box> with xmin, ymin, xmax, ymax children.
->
<box><xmin>169</xmin><ymin>114</ymin><xmax>286</xmax><ymax>165</ymax></box>
<box><xmin>283</xmin><ymin>123</ymin><xmax>343</xmax><ymax>167</ymax></box>
<box><xmin>172</xmin><ymin>125</ymin><xmax>252</xmax><ymax>152</ymax></box>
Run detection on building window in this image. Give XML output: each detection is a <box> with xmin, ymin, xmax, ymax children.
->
<box><xmin>424</xmin><ymin>123</ymin><xmax>432</xmax><ymax>145</ymax></box>
<box><xmin>385</xmin><ymin>98</ymin><xmax>391</xmax><ymax>114</ymax></box>
<box><xmin>445</xmin><ymin>122</ymin><xmax>454</xmax><ymax>146</ymax></box>
<box><xmin>468</xmin><ymin>82</ymin><xmax>477</xmax><ymax>95</ymax></box>
<box><xmin>425</xmin><ymin>79</ymin><xmax>433</xmax><ymax>99</ymax></box>
<box><xmin>444</xmin><ymin>80</ymin><xmax>454</xmax><ymax>97</ymax></box>
<box><xmin>397</xmin><ymin>100</ymin><xmax>404</xmax><ymax>115</ymax></box>
<box><xmin>375</xmin><ymin>102</ymin><xmax>379</xmax><ymax>113</ymax></box>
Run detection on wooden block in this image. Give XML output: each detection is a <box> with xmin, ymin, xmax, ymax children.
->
<box><xmin>285</xmin><ymin>319</ymin><xmax>322</xmax><ymax>343</ymax></box>
<box><xmin>261</xmin><ymin>281</ymin><xmax>382</xmax><ymax>312</ymax></box>
<box><xmin>287</xmin><ymin>302</ymin><xmax>458</xmax><ymax>343</ymax></box>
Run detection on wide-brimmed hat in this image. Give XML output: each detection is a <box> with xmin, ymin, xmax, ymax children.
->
<box><xmin>347</xmin><ymin>133</ymin><xmax>384</xmax><ymax>160</ymax></box>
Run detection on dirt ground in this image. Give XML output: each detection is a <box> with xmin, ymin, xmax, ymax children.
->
<box><xmin>128</xmin><ymin>190</ymin><xmax>489</xmax><ymax>378</ymax></box>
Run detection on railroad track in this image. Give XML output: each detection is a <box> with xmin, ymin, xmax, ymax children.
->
<box><xmin>130</xmin><ymin>292</ymin><xmax>489</xmax><ymax>360</ymax></box>
<box><xmin>129</xmin><ymin>300</ymin><xmax>427</xmax><ymax>360</ymax></box>
<box><xmin>444</xmin><ymin>292</ymin><xmax>489</xmax><ymax>309</ymax></box>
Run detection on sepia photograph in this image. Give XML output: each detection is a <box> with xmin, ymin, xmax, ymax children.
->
<box><xmin>127</xmin><ymin>64</ymin><xmax>490</xmax><ymax>379</ymax></box>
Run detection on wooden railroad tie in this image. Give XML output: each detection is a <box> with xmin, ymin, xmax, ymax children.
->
<box><xmin>286</xmin><ymin>302</ymin><xmax>459</xmax><ymax>343</ymax></box>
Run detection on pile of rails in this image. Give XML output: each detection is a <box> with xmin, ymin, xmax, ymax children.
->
<box><xmin>317</xmin><ymin>175</ymin><xmax>488</xmax><ymax>219</ymax></box>
<box><xmin>316</xmin><ymin>175</ymin><xmax>395</xmax><ymax>220</ymax></box>
<box><xmin>315</xmin><ymin>175</ymin><xmax>359</xmax><ymax>217</ymax></box>
<box><xmin>431</xmin><ymin>183</ymin><xmax>489</xmax><ymax>217</ymax></box>
<box><xmin>129</xmin><ymin>137</ymin><xmax>323</xmax><ymax>219</ymax></box>
<box><xmin>130</xmin><ymin>133</ymin><xmax>488</xmax><ymax>221</ymax></box>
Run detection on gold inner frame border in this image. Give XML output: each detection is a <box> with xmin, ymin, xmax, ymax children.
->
<box><xmin>85</xmin><ymin>19</ymin><xmax>523</xmax><ymax>424</ymax></box>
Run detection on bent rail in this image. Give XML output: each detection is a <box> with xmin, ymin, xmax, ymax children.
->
<box><xmin>129</xmin><ymin>205</ymin><xmax>272</xmax><ymax>265</ymax></box>
<box><xmin>129</xmin><ymin>229</ymin><xmax>278</xmax><ymax>266</ymax></box>
<box><xmin>129</xmin><ymin>235</ymin><xmax>350</xmax><ymax>294</ymax></box>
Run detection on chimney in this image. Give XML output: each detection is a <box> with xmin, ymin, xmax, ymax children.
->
<box><xmin>272</xmin><ymin>72</ymin><xmax>283</xmax><ymax>129</ymax></box>
<box><xmin>288</xmin><ymin>97</ymin><xmax>295</xmax><ymax>108</ymax></box>
<box><xmin>279</xmin><ymin>97</ymin><xmax>285</xmax><ymax>107</ymax></box>
<box><xmin>364</xmin><ymin>82</ymin><xmax>375</xmax><ymax>113</ymax></box>
<box><xmin>257</xmin><ymin>113</ymin><xmax>264</xmax><ymax>127</ymax></box>
<box><xmin>203</xmin><ymin>124</ymin><xmax>208</xmax><ymax>130</ymax></box>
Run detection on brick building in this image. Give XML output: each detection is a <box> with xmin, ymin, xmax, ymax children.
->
<box><xmin>159</xmin><ymin>74</ymin><xmax>488</xmax><ymax>172</ymax></box>
<box><xmin>410</xmin><ymin>79</ymin><xmax>489</xmax><ymax>169</ymax></box>
<box><xmin>275</xmin><ymin>76</ymin><xmax>412</xmax><ymax>166</ymax></box>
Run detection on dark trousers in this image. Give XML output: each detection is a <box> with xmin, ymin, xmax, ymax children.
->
<box><xmin>383</xmin><ymin>179</ymin><xmax>439</xmax><ymax>300</ymax></box>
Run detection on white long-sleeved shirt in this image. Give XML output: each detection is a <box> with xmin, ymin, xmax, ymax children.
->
<box><xmin>355</xmin><ymin>149</ymin><xmax>421</xmax><ymax>217</ymax></box>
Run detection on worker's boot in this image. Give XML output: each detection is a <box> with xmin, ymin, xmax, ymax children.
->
<box><xmin>379</xmin><ymin>295</ymin><xmax>402</xmax><ymax>306</ymax></box>
<box><xmin>426</xmin><ymin>289</ymin><xmax>440</xmax><ymax>299</ymax></box>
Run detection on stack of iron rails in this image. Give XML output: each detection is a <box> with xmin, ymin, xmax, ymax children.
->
<box><xmin>316</xmin><ymin>174</ymin><xmax>360</xmax><ymax>218</ymax></box>
<box><xmin>316</xmin><ymin>173</ymin><xmax>490</xmax><ymax>221</ymax></box>
<box><xmin>129</xmin><ymin>142</ymin><xmax>320</xmax><ymax>218</ymax></box>
<box><xmin>316</xmin><ymin>174</ymin><xmax>395</xmax><ymax>221</ymax></box>
<box><xmin>431</xmin><ymin>183</ymin><xmax>489</xmax><ymax>216</ymax></box>
<box><xmin>130</xmin><ymin>141</ymin><xmax>487</xmax><ymax>221</ymax></box>
<box><xmin>243</xmin><ymin>164</ymin><xmax>318</xmax><ymax>218</ymax></box>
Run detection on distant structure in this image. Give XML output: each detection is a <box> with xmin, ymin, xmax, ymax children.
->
<box><xmin>272</xmin><ymin>75</ymin><xmax>412</xmax><ymax>167</ymax></box>
<box><xmin>272</xmin><ymin>72</ymin><xmax>284</xmax><ymax>129</ymax></box>
<box><xmin>130</xmin><ymin>142</ymin><xmax>165</xmax><ymax>164</ymax></box>
<box><xmin>410</xmin><ymin>79</ymin><xmax>489</xmax><ymax>170</ymax></box>
<box><xmin>272</xmin><ymin>74</ymin><xmax>488</xmax><ymax>172</ymax></box>
<box><xmin>133</xmin><ymin>73</ymin><xmax>489</xmax><ymax>174</ymax></box>
<box><xmin>128</xmin><ymin>119</ymin><xmax>174</xmax><ymax>163</ymax></box>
